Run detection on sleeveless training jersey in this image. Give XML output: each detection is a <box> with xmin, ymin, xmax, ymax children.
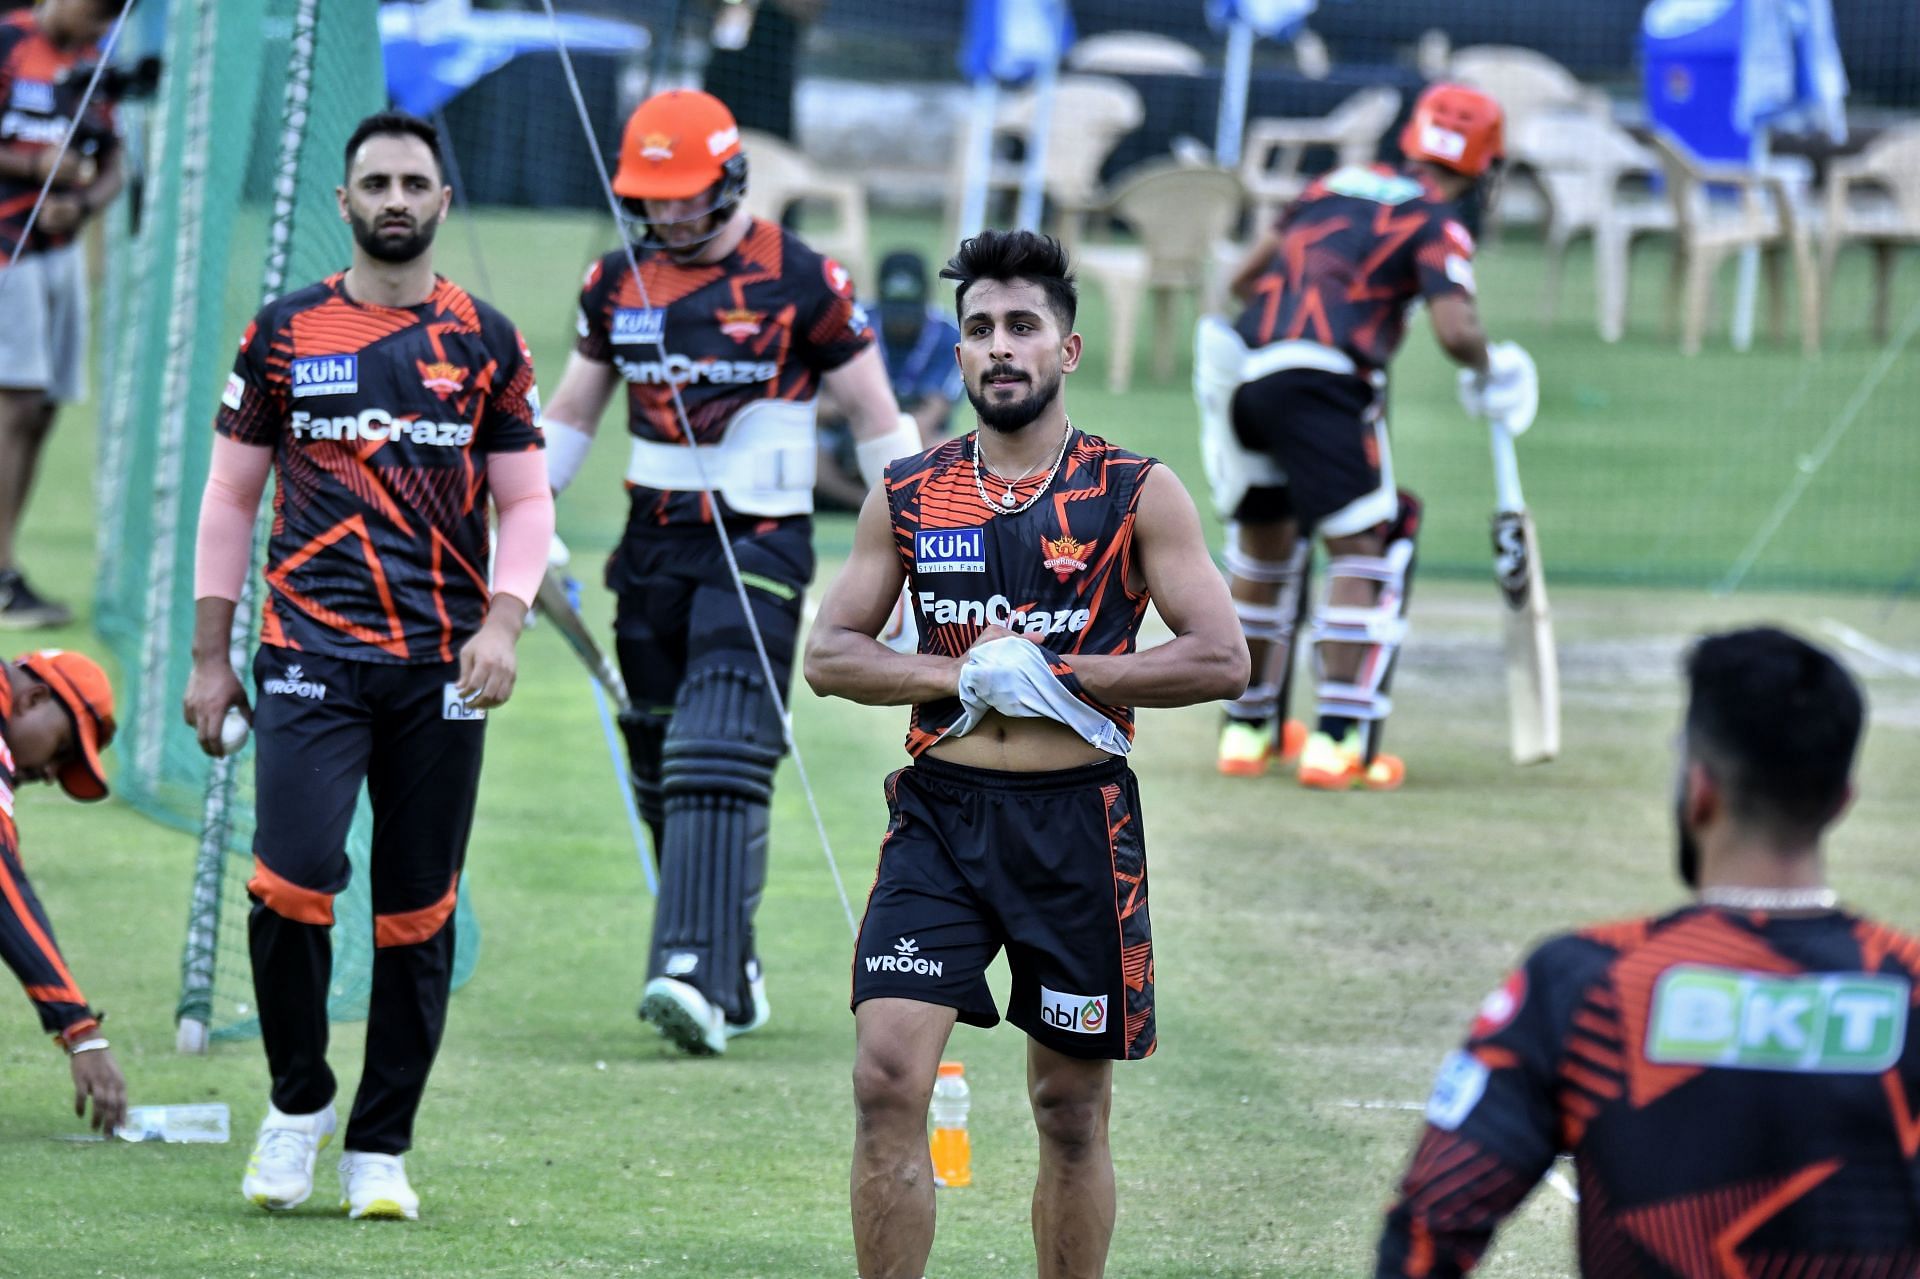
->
<box><xmin>1378</xmin><ymin>904</ymin><xmax>1920</xmax><ymax>1278</ymax></box>
<box><xmin>0</xmin><ymin>12</ymin><xmax>119</xmax><ymax>258</ymax></box>
<box><xmin>1234</xmin><ymin>164</ymin><xmax>1476</xmax><ymax>372</ymax></box>
<box><xmin>0</xmin><ymin>678</ymin><xmax>92</xmax><ymax>1037</ymax></box>
<box><xmin>884</xmin><ymin>428</ymin><xmax>1156</xmax><ymax>757</ymax></box>
<box><xmin>216</xmin><ymin>274</ymin><xmax>544</xmax><ymax>665</ymax></box>
<box><xmin>576</xmin><ymin>217</ymin><xmax>873</xmax><ymax>527</ymax></box>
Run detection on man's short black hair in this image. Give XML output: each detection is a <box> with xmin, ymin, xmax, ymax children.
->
<box><xmin>343</xmin><ymin>112</ymin><xmax>443</xmax><ymax>182</ymax></box>
<box><xmin>1684</xmin><ymin>627</ymin><xmax>1864</xmax><ymax>838</ymax></box>
<box><xmin>940</xmin><ymin>229</ymin><xmax>1077</xmax><ymax>332</ymax></box>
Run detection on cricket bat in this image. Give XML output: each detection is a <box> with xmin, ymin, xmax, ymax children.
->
<box><xmin>1488</xmin><ymin>421</ymin><xmax>1560</xmax><ymax>764</ymax></box>
<box><xmin>534</xmin><ymin>565</ymin><xmax>631</xmax><ymax>717</ymax></box>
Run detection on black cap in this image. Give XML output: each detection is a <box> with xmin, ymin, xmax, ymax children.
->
<box><xmin>877</xmin><ymin>250</ymin><xmax>929</xmax><ymax>307</ymax></box>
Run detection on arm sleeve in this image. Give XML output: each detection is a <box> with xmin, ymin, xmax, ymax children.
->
<box><xmin>1375</xmin><ymin>944</ymin><xmax>1571</xmax><ymax>1278</ymax></box>
<box><xmin>1415</xmin><ymin>215</ymin><xmax>1478</xmax><ymax>303</ymax></box>
<box><xmin>213</xmin><ymin>313</ymin><xmax>287</xmax><ymax>445</ymax></box>
<box><xmin>479</xmin><ymin>325</ymin><xmax>544</xmax><ymax>454</ymax></box>
<box><xmin>0</xmin><ymin>835</ymin><xmax>95</xmax><ymax>1039</ymax></box>
<box><xmin>486</xmin><ymin>450</ymin><xmax>554</xmax><ymax>608</ymax></box>
<box><xmin>193</xmin><ymin>436</ymin><xmax>273</xmax><ymax>602</ymax></box>
<box><xmin>796</xmin><ymin>251</ymin><xmax>875</xmax><ymax>374</ymax></box>
<box><xmin>574</xmin><ymin>258</ymin><xmax>614</xmax><ymax>363</ymax></box>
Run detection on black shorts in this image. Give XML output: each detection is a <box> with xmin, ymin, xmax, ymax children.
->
<box><xmin>1231</xmin><ymin>366</ymin><xmax>1395</xmax><ymax>536</ymax></box>
<box><xmin>851</xmin><ymin>754</ymin><xmax>1155</xmax><ymax>1061</ymax></box>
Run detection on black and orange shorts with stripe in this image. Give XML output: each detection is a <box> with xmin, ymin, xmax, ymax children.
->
<box><xmin>851</xmin><ymin>754</ymin><xmax>1155</xmax><ymax>1061</ymax></box>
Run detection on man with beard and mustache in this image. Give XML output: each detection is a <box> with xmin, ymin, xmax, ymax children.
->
<box><xmin>805</xmin><ymin>229</ymin><xmax>1247</xmax><ymax>1279</ymax></box>
<box><xmin>1375</xmin><ymin>627</ymin><xmax>1920</xmax><ymax>1278</ymax></box>
<box><xmin>538</xmin><ymin>89</ymin><xmax>917</xmax><ymax>1057</ymax></box>
<box><xmin>181</xmin><ymin>112</ymin><xmax>554</xmax><ymax>1221</ymax></box>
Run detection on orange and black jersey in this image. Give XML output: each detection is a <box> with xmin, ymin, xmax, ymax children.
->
<box><xmin>1235</xmin><ymin>164</ymin><xmax>1476</xmax><ymax>372</ymax></box>
<box><xmin>575</xmin><ymin>218</ymin><xmax>872</xmax><ymax>527</ymax></box>
<box><xmin>1378</xmin><ymin>904</ymin><xmax>1920</xmax><ymax>1278</ymax></box>
<box><xmin>216</xmin><ymin>274</ymin><xmax>543</xmax><ymax>666</ymax></box>
<box><xmin>0</xmin><ymin>679</ymin><xmax>94</xmax><ymax>1039</ymax></box>
<box><xmin>884</xmin><ymin>429</ymin><xmax>1156</xmax><ymax>757</ymax></box>
<box><xmin>0</xmin><ymin>12</ymin><xmax>118</xmax><ymax>258</ymax></box>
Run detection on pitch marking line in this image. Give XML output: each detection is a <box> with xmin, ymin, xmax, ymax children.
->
<box><xmin>1821</xmin><ymin>620</ymin><xmax>1920</xmax><ymax>679</ymax></box>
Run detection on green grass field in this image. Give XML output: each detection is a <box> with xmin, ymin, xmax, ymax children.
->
<box><xmin>1</xmin><ymin>207</ymin><xmax>1918</xmax><ymax>1278</ymax></box>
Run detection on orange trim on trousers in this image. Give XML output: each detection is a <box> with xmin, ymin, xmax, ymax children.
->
<box><xmin>248</xmin><ymin>856</ymin><xmax>336</xmax><ymax>926</ymax></box>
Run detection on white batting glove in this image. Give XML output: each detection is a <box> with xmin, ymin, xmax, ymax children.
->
<box><xmin>1482</xmin><ymin>341</ymin><xmax>1538</xmax><ymax>436</ymax></box>
<box><xmin>548</xmin><ymin>532</ymin><xmax>571</xmax><ymax>569</ymax></box>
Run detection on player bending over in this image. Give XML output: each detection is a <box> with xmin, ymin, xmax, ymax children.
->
<box><xmin>1195</xmin><ymin>82</ymin><xmax>1536</xmax><ymax>790</ymax></box>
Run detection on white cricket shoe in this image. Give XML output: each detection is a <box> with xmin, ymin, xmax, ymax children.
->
<box><xmin>725</xmin><ymin>958</ymin><xmax>770</xmax><ymax>1040</ymax></box>
<box><xmin>339</xmin><ymin>1150</ymin><xmax>419</xmax><ymax>1220</ymax></box>
<box><xmin>640</xmin><ymin>976</ymin><xmax>727</xmax><ymax>1055</ymax></box>
<box><xmin>242</xmin><ymin>1102</ymin><xmax>336</xmax><ymax>1210</ymax></box>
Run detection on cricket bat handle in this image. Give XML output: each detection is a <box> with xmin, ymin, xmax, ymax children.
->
<box><xmin>1489</xmin><ymin>419</ymin><xmax>1525</xmax><ymax>514</ymax></box>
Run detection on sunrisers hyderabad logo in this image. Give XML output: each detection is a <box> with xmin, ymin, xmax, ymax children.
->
<box><xmin>715</xmin><ymin>307</ymin><xmax>765</xmax><ymax>342</ymax></box>
<box><xmin>639</xmin><ymin>132</ymin><xmax>675</xmax><ymax>162</ymax></box>
<box><xmin>1041</xmin><ymin>534</ymin><xmax>1095</xmax><ymax>582</ymax></box>
<box><xmin>822</xmin><ymin>257</ymin><xmax>854</xmax><ymax>299</ymax></box>
<box><xmin>1469</xmin><ymin>969</ymin><xmax>1527</xmax><ymax>1040</ymax></box>
<box><xmin>416</xmin><ymin>360</ymin><xmax>468</xmax><ymax>399</ymax></box>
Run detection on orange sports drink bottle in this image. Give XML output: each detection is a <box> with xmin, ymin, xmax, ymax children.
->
<box><xmin>929</xmin><ymin>1061</ymin><xmax>972</xmax><ymax>1188</ymax></box>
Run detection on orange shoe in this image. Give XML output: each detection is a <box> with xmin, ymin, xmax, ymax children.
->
<box><xmin>1359</xmin><ymin>753</ymin><xmax>1406</xmax><ymax>791</ymax></box>
<box><xmin>1216</xmin><ymin>720</ymin><xmax>1271</xmax><ymax>777</ymax></box>
<box><xmin>1297</xmin><ymin>732</ymin><xmax>1359</xmax><ymax>790</ymax></box>
<box><xmin>1277</xmin><ymin>719</ymin><xmax>1308</xmax><ymax>766</ymax></box>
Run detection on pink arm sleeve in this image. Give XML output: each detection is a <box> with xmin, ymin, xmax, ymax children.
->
<box><xmin>193</xmin><ymin>435</ymin><xmax>274</xmax><ymax>602</ymax></box>
<box><xmin>486</xmin><ymin>449</ymin><xmax>555</xmax><ymax>609</ymax></box>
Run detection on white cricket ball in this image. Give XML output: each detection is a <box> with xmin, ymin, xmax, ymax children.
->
<box><xmin>219</xmin><ymin>707</ymin><xmax>250</xmax><ymax>756</ymax></box>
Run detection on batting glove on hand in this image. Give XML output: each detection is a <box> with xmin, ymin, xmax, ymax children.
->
<box><xmin>1482</xmin><ymin>341</ymin><xmax>1538</xmax><ymax>436</ymax></box>
<box><xmin>547</xmin><ymin>532</ymin><xmax>571</xmax><ymax>568</ymax></box>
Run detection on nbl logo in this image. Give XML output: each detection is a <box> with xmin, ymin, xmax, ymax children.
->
<box><xmin>1491</xmin><ymin>512</ymin><xmax>1530</xmax><ymax>607</ymax></box>
<box><xmin>1039</xmin><ymin>985</ymin><xmax>1107</xmax><ymax>1036</ymax></box>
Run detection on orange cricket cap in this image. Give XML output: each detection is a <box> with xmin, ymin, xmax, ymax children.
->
<box><xmin>16</xmin><ymin>648</ymin><xmax>116</xmax><ymax>801</ymax></box>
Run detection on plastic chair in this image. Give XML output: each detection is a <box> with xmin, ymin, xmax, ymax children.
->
<box><xmin>1518</xmin><ymin>114</ymin><xmax>1674</xmax><ymax>341</ymax></box>
<box><xmin>1075</xmin><ymin>161</ymin><xmax>1246</xmax><ymax>392</ymax></box>
<box><xmin>1820</xmin><ymin>123</ymin><xmax>1920</xmax><ymax>342</ymax></box>
<box><xmin>1239</xmin><ymin>87</ymin><xmax>1401</xmax><ymax>229</ymax></box>
<box><xmin>1067</xmin><ymin>31</ymin><xmax>1205</xmax><ymax>76</ymax></box>
<box><xmin>739</xmin><ymin>129</ymin><xmax>872</xmax><ymax>293</ymax></box>
<box><xmin>1647</xmin><ymin>130</ymin><xmax>1821</xmax><ymax>355</ymax></box>
<box><xmin>947</xmin><ymin>75</ymin><xmax>1145</xmax><ymax>245</ymax></box>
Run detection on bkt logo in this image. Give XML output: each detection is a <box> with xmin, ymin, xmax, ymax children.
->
<box><xmin>611</xmin><ymin>308</ymin><xmax>666</xmax><ymax>346</ymax></box>
<box><xmin>290</xmin><ymin>355</ymin><xmax>358</xmax><ymax>398</ymax></box>
<box><xmin>863</xmin><ymin>936</ymin><xmax>944</xmax><ymax>978</ymax></box>
<box><xmin>1648</xmin><ymin>965</ymin><xmax>1909</xmax><ymax>1074</ymax></box>
<box><xmin>917</xmin><ymin>591</ymin><xmax>1091</xmax><ymax>637</ymax></box>
<box><xmin>1040</xmin><ymin>985</ymin><xmax>1107</xmax><ymax>1036</ymax></box>
<box><xmin>263</xmin><ymin>664</ymin><xmax>327</xmax><ymax>701</ymax></box>
<box><xmin>291</xmin><ymin>409</ymin><xmax>475</xmax><ymax>448</ymax></box>
<box><xmin>915</xmin><ymin>527</ymin><xmax>985</xmax><ymax>574</ymax></box>
<box><xmin>616</xmin><ymin>353</ymin><xmax>778</xmax><ymax>387</ymax></box>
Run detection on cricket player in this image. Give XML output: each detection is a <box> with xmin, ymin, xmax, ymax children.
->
<box><xmin>1196</xmin><ymin>82</ymin><xmax>1537</xmax><ymax>789</ymax></box>
<box><xmin>0</xmin><ymin>646</ymin><xmax>125</xmax><ymax>1133</ymax></box>
<box><xmin>804</xmin><ymin>229</ymin><xmax>1248</xmax><ymax>1279</ymax></box>
<box><xmin>181</xmin><ymin>113</ymin><xmax>553</xmax><ymax>1219</ymax></box>
<box><xmin>1376</xmin><ymin>627</ymin><xmax>1920</xmax><ymax>1277</ymax></box>
<box><xmin>538</xmin><ymin>89</ymin><xmax>917</xmax><ymax>1056</ymax></box>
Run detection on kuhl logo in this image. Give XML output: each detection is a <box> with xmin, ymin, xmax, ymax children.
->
<box><xmin>9</xmin><ymin>80</ymin><xmax>56</xmax><ymax>113</ymax></box>
<box><xmin>1039</xmin><ymin>985</ymin><xmax>1107</xmax><ymax>1035</ymax></box>
<box><xmin>915</xmin><ymin>527</ymin><xmax>985</xmax><ymax>574</ymax></box>
<box><xmin>612</xmin><ymin>308</ymin><xmax>666</xmax><ymax>346</ymax></box>
<box><xmin>263</xmin><ymin>664</ymin><xmax>327</xmax><ymax>701</ymax></box>
<box><xmin>290</xmin><ymin>355</ymin><xmax>358</xmax><ymax>398</ymax></box>
<box><xmin>864</xmin><ymin>936</ymin><xmax>944</xmax><ymax>978</ymax></box>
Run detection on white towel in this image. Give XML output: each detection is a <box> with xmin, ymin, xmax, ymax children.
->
<box><xmin>945</xmin><ymin>636</ymin><xmax>1131</xmax><ymax>757</ymax></box>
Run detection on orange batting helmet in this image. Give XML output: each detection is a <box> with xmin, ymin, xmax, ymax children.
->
<box><xmin>613</xmin><ymin>89</ymin><xmax>746</xmax><ymax>201</ymax></box>
<box><xmin>1399</xmin><ymin>83</ymin><xmax>1504</xmax><ymax>178</ymax></box>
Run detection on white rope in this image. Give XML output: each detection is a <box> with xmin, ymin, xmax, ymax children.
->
<box><xmin>0</xmin><ymin>5</ymin><xmax>131</xmax><ymax>283</ymax></box>
<box><xmin>1717</xmin><ymin>294</ymin><xmax>1920</xmax><ymax>594</ymax></box>
<box><xmin>535</xmin><ymin>0</ymin><xmax>859</xmax><ymax>936</ymax></box>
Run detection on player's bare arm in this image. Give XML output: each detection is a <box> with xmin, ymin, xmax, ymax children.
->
<box><xmin>1058</xmin><ymin>467</ymin><xmax>1249</xmax><ymax>707</ymax></box>
<box><xmin>1429</xmin><ymin>292</ymin><xmax>1490</xmax><ymax>373</ymax></box>
<box><xmin>539</xmin><ymin>351</ymin><xmax>621</xmax><ymax>495</ymax></box>
<box><xmin>804</xmin><ymin>484</ymin><xmax>965</xmax><ymax>705</ymax></box>
<box><xmin>823</xmin><ymin>344</ymin><xmax>901</xmax><ymax>444</ymax></box>
<box><xmin>183</xmin><ymin>437</ymin><xmax>273</xmax><ymax>755</ymax></box>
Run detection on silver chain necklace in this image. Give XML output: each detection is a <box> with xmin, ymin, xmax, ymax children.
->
<box><xmin>1697</xmin><ymin>886</ymin><xmax>1838</xmax><ymax>911</ymax></box>
<box><xmin>972</xmin><ymin>421</ymin><xmax>1073</xmax><ymax>514</ymax></box>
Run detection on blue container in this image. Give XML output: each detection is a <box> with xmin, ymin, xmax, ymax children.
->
<box><xmin>1642</xmin><ymin>0</ymin><xmax>1750</xmax><ymax>163</ymax></box>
